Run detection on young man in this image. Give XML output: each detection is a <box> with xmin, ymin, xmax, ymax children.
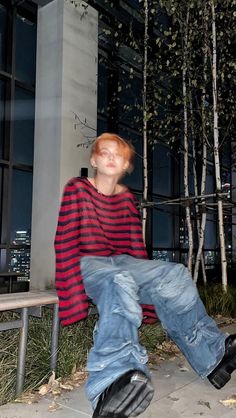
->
<box><xmin>55</xmin><ymin>133</ymin><xmax>236</xmax><ymax>418</ymax></box>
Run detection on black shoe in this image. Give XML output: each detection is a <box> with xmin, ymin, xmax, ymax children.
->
<box><xmin>92</xmin><ymin>370</ymin><xmax>154</xmax><ymax>418</ymax></box>
<box><xmin>208</xmin><ymin>334</ymin><xmax>236</xmax><ymax>389</ymax></box>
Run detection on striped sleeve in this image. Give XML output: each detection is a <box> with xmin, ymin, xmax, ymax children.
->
<box><xmin>55</xmin><ymin>180</ymin><xmax>89</xmax><ymax>326</ymax></box>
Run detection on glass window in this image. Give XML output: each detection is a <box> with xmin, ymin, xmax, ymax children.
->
<box><xmin>118</xmin><ymin>127</ymin><xmax>143</xmax><ymax>191</ymax></box>
<box><xmin>15</xmin><ymin>13</ymin><xmax>36</xmax><ymax>85</ymax></box>
<box><xmin>9</xmin><ymin>247</ymin><xmax>30</xmax><ymax>281</ymax></box>
<box><xmin>204</xmin><ymin>215</ymin><xmax>217</xmax><ymax>249</ymax></box>
<box><xmin>98</xmin><ymin>59</ymin><xmax>109</xmax><ymax>114</ymax></box>
<box><xmin>0</xmin><ymin>4</ymin><xmax>7</xmax><ymax>71</ymax></box>
<box><xmin>125</xmin><ymin>0</ymin><xmax>141</xmax><ymax>10</ymax></box>
<box><xmin>152</xmin><ymin>143</ymin><xmax>172</xmax><ymax>196</ymax></box>
<box><xmin>0</xmin><ymin>79</ymin><xmax>5</xmax><ymax>158</ymax></box>
<box><xmin>152</xmin><ymin>249</ymin><xmax>174</xmax><ymax>262</ymax></box>
<box><xmin>0</xmin><ymin>248</ymin><xmax>6</xmax><ymax>273</ymax></box>
<box><xmin>13</xmin><ymin>87</ymin><xmax>35</xmax><ymax>165</ymax></box>
<box><xmin>221</xmin><ymin>140</ymin><xmax>231</xmax><ymax>168</ymax></box>
<box><xmin>118</xmin><ymin>70</ymin><xmax>142</xmax><ymax>130</ymax></box>
<box><xmin>10</xmin><ymin>170</ymin><xmax>33</xmax><ymax>243</ymax></box>
<box><xmin>0</xmin><ymin>165</ymin><xmax>2</xmax><ymax>233</ymax></box>
<box><xmin>152</xmin><ymin>203</ymin><xmax>174</xmax><ymax>248</ymax></box>
<box><xmin>97</xmin><ymin>118</ymin><xmax>108</xmax><ymax>136</ymax></box>
<box><xmin>205</xmin><ymin>165</ymin><xmax>214</xmax><ymax>194</ymax></box>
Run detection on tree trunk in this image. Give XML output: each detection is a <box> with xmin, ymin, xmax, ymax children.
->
<box><xmin>142</xmin><ymin>0</ymin><xmax>149</xmax><ymax>244</ymax></box>
<box><xmin>193</xmin><ymin>2</ymin><xmax>208</xmax><ymax>284</ymax></box>
<box><xmin>211</xmin><ymin>0</ymin><xmax>227</xmax><ymax>291</ymax></box>
<box><xmin>182</xmin><ymin>9</ymin><xmax>193</xmax><ymax>273</ymax></box>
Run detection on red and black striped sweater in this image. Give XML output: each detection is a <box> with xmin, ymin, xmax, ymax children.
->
<box><xmin>55</xmin><ymin>177</ymin><xmax>156</xmax><ymax>326</ymax></box>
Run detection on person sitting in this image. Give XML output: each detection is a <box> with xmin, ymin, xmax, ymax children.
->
<box><xmin>55</xmin><ymin>133</ymin><xmax>236</xmax><ymax>418</ymax></box>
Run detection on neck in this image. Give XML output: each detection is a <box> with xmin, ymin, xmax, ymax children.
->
<box><xmin>94</xmin><ymin>174</ymin><xmax>119</xmax><ymax>196</ymax></box>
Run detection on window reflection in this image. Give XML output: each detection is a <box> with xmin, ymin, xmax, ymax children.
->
<box><xmin>9</xmin><ymin>246</ymin><xmax>30</xmax><ymax>282</ymax></box>
<box><xmin>13</xmin><ymin>88</ymin><xmax>35</xmax><ymax>165</ymax></box>
<box><xmin>15</xmin><ymin>13</ymin><xmax>36</xmax><ymax>85</ymax></box>
<box><xmin>118</xmin><ymin>70</ymin><xmax>142</xmax><ymax>130</ymax></box>
<box><xmin>0</xmin><ymin>4</ymin><xmax>7</xmax><ymax>71</ymax></box>
<box><xmin>152</xmin><ymin>204</ymin><xmax>174</xmax><ymax>248</ymax></box>
<box><xmin>10</xmin><ymin>170</ymin><xmax>33</xmax><ymax>243</ymax></box>
<box><xmin>118</xmin><ymin>127</ymin><xmax>143</xmax><ymax>191</ymax></box>
<box><xmin>0</xmin><ymin>80</ymin><xmax>5</xmax><ymax>158</ymax></box>
<box><xmin>152</xmin><ymin>143</ymin><xmax>172</xmax><ymax>196</ymax></box>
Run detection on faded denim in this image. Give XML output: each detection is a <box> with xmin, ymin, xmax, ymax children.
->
<box><xmin>80</xmin><ymin>255</ymin><xmax>226</xmax><ymax>407</ymax></box>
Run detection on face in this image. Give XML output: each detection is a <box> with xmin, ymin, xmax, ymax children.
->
<box><xmin>90</xmin><ymin>140</ymin><xmax>129</xmax><ymax>177</ymax></box>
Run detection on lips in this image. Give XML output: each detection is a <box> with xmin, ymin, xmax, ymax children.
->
<box><xmin>106</xmin><ymin>163</ymin><xmax>116</xmax><ymax>168</ymax></box>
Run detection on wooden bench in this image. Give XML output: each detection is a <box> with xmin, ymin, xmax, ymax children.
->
<box><xmin>0</xmin><ymin>290</ymin><xmax>59</xmax><ymax>397</ymax></box>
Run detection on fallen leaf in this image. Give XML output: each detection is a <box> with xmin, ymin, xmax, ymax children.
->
<box><xmin>220</xmin><ymin>395</ymin><xmax>236</xmax><ymax>409</ymax></box>
<box><xmin>38</xmin><ymin>384</ymin><xmax>50</xmax><ymax>396</ymax></box>
<box><xmin>59</xmin><ymin>383</ymin><xmax>74</xmax><ymax>391</ymax></box>
<box><xmin>14</xmin><ymin>392</ymin><xmax>40</xmax><ymax>404</ymax></box>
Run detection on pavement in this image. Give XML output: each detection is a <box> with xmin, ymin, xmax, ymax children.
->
<box><xmin>1</xmin><ymin>324</ymin><xmax>236</xmax><ymax>418</ymax></box>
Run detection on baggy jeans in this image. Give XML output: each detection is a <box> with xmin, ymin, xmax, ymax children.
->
<box><xmin>80</xmin><ymin>255</ymin><xmax>226</xmax><ymax>407</ymax></box>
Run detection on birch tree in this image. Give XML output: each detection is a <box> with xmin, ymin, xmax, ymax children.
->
<box><xmin>211</xmin><ymin>0</ymin><xmax>227</xmax><ymax>291</ymax></box>
<box><xmin>142</xmin><ymin>0</ymin><xmax>149</xmax><ymax>243</ymax></box>
<box><xmin>182</xmin><ymin>8</ymin><xmax>193</xmax><ymax>273</ymax></box>
<box><xmin>193</xmin><ymin>3</ymin><xmax>208</xmax><ymax>284</ymax></box>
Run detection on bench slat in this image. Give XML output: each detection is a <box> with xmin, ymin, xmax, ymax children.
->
<box><xmin>0</xmin><ymin>290</ymin><xmax>58</xmax><ymax>311</ymax></box>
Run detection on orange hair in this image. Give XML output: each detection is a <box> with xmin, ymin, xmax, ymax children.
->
<box><xmin>91</xmin><ymin>133</ymin><xmax>135</xmax><ymax>173</ymax></box>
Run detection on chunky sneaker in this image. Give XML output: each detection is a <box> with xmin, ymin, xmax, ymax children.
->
<box><xmin>92</xmin><ymin>370</ymin><xmax>154</xmax><ymax>418</ymax></box>
<box><xmin>208</xmin><ymin>334</ymin><xmax>236</xmax><ymax>389</ymax></box>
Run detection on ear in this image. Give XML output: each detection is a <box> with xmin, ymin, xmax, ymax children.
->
<box><xmin>123</xmin><ymin>160</ymin><xmax>130</xmax><ymax>172</ymax></box>
<box><xmin>90</xmin><ymin>157</ymin><xmax>97</xmax><ymax>168</ymax></box>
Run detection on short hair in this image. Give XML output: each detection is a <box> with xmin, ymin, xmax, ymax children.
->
<box><xmin>91</xmin><ymin>132</ymin><xmax>135</xmax><ymax>173</ymax></box>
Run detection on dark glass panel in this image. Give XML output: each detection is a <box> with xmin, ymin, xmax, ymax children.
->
<box><xmin>98</xmin><ymin>59</ymin><xmax>108</xmax><ymax>113</ymax></box>
<box><xmin>125</xmin><ymin>0</ymin><xmax>141</xmax><ymax>10</ymax></box>
<box><xmin>13</xmin><ymin>87</ymin><xmax>35</xmax><ymax>165</ymax></box>
<box><xmin>204</xmin><ymin>250</ymin><xmax>217</xmax><ymax>266</ymax></box>
<box><xmin>152</xmin><ymin>202</ymin><xmax>174</xmax><ymax>248</ymax></box>
<box><xmin>0</xmin><ymin>165</ymin><xmax>2</xmax><ymax>238</ymax></box>
<box><xmin>118</xmin><ymin>70</ymin><xmax>142</xmax><ymax>130</ymax></box>
<box><xmin>152</xmin><ymin>143</ymin><xmax>172</xmax><ymax>196</ymax></box>
<box><xmin>0</xmin><ymin>79</ymin><xmax>5</xmax><ymax>158</ymax></box>
<box><xmin>0</xmin><ymin>4</ymin><xmax>7</xmax><ymax>71</ymax></box>
<box><xmin>15</xmin><ymin>13</ymin><xmax>36</xmax><ymax>84</ymax></box>
<box><xmin>204</xmin><ymin>215</ymin><xmax>217</xmax><ymax>249</ymax></box>
<box><xmin>10</xmin><ymin>169</ymin><xmax>32</xmax><ymax>243</ymax></box>
<box><xmin>97</xmin><ymin>118</ymin><xmax>108</xmax><ymax>136</ymax></box>
<box><xmin>9</xmin><ymin>247</ymin><xmax>30</xmax><ymax>281</ymax></box>
<box><xmin>118</xmin><ymin>127</ymin><xmax>143</xmax><ymax>191</ymax></box>
<box><xmin>221</xmin><ymin>140</ymin><xmax>231</xmax><ymax>168</ymax></box>
<box><xmin>152</xmin><ymin>249</ymin><xmax>174</xmax><ymax>262</ymax></box>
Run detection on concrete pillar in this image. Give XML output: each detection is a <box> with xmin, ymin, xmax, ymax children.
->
<box><xmin>30</xmin><ymin>0</ymin><xmax>98</xmax><ymax>289</ymax></box>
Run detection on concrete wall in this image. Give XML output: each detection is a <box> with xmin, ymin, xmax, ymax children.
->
<box><xmin>30</xmin><ymin>0</ymin><xmax>98</xmax><ymax>289</ymax></box>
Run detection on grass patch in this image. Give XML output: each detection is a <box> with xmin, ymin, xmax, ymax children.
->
<box><xmin>198</xmin><ymin>283</ymin><xmax>236</xmax><ymax>318</ymax></box>
<box><xmin>0</xmin><ymin>311</ymin><xmax>97</xmax><ymax>406</ymax></box>
<box><xmin>0</xmin><ymin>311</ymin><xmax>165</xmax><ymax>406</ymax></box>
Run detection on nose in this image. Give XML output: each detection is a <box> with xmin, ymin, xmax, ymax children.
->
<box><xmin>108</xmin><ymin>153</ymin><xmax>114</xmax><ymax>160</ymax></box>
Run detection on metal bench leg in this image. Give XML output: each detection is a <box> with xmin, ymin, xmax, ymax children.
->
<box><xmin>50</xmin><ymin>303</ymin><xmax>60</xmax><ymax>373</ymax></box>
<box><xmin>16</xmin><ymin>307</ymin><xmax>29</xmax><ymax>397</ymax></box>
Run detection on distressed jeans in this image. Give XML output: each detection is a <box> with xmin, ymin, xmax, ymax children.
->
<box><xmin>80</xmin><ymin>255</ymin><xmax>226</xmax><ymax>407</ymax></box>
